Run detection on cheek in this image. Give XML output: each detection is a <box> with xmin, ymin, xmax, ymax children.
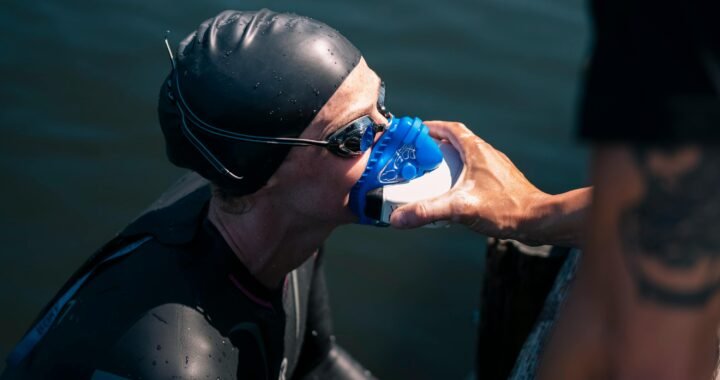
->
<box><xmin>311</xmin><ymin>152</ymin><xmax>371</xmax><ymax>202</ymax></box>
<box><xmin>285</xmin><ymin>150</ymin><xmax>371</xmax><ymax>220</ymax></box>
<box><xmin>338</xmin><ymin>151</ymin><xmax>371</xmax><ymax>189</ymax></box>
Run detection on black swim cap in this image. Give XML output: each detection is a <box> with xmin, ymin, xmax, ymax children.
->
<box><xmin>158</xmin><ymin>9</ymin><xmax>362</xmax><ymax>194</ymax></box>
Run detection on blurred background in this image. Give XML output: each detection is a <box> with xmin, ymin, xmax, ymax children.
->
<box><xmin>0</xmin><ymin>0</ymin><xmax>589</xmax><ymax>378</ymax></box>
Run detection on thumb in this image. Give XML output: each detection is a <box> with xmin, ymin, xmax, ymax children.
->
<box><xmin>390</xmin><ymin>194</ymin><xmax>455</xmax><ymax>229</ymax></box>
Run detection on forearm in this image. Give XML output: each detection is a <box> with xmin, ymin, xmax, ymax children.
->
<box><xmin>515</xmin><ymin>187</ymin><xmax>591</xmax><ymax>248</ymax></box>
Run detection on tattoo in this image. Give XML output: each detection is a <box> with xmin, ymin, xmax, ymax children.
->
<box><xmin>620</xmin><ymin>146</ymin><xmax>720</xmax><ymax>307</ymax></box>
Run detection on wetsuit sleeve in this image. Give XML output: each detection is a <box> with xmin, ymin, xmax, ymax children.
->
<box><xmin>292</xmin><ymin>251</ymin><xmax>376</xmax><ymax>380</ymax></box>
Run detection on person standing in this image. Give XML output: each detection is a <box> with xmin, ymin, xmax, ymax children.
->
<box><xmin>391</xmin><ymin>1</ymin><xmax>720</xmax><ymax>378</ymax></box>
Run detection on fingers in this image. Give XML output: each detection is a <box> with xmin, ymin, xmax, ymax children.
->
<box><xmin>423</xmin><ymin>120</ymin><xmax>486</xmax><ymax>163</ymax></box>
<box><xmin>389</xmin><ymin>193</ymin><xmax>456</xmax><ymax>229</ymax></box>
<box><xmin>424</xmin><ymin>120</ymin><xmax>483</xmax><ymax>144</ymax></box>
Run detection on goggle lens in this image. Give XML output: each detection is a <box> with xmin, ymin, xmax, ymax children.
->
<box><xmin>326</xmin><ymin>115</ymin><xmax>388</xmax><ymax>157</ymax></box>
<box><xmin>360</xmin><ymin>123</ymin><xmax>377</xmax><ymax>152</ymax></box>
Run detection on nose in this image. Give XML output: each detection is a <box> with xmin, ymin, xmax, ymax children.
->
<box><xmin>372</xmin><ymin>111</ymin><xmax>391</xmax><ymax>132</ymax></box>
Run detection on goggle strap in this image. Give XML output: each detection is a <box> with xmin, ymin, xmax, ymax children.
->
<box><xmin>177</xmin><ymin>107</ymin><xmax>245</xmax><ymax>180</ymax></box>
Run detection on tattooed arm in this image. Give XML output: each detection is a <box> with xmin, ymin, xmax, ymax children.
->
<box><xmin>538</xmin><ymin>145</ymin><xmax>720</xmax><ymax>380</ymax></box>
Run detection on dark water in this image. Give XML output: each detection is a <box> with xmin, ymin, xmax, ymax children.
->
<box><xmin>0</xmin><ymin>0</ymin><xmax>589</xmax><ymax>378</ymax></box>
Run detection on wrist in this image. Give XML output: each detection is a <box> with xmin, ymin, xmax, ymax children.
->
<box><xmin>516</xmin><ymin>188</ymin><xmax>590</xmax><ymax>247</ymax></box>
<box><xmin>513</xmin><ymin>191</ymin><xmax>554</xmax><ymax>245</ymax></box>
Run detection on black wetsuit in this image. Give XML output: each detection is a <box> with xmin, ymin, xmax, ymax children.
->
<box><xmin>2</xmin><ymin>173</ymin><xmax>374</xmax><ymax>380</ymax></box>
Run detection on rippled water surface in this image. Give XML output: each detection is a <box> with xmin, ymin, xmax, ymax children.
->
<box><xmin>0</xmin><ymin>0</ymin><xmax>589</xmax><ymax>378</ymax></box>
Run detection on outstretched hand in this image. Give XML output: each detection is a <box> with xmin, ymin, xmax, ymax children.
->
<box><xmin>390</xmin><ymin>121</ymin><xmax>547</xmax><ymax>235</ymax></box>
<box><xmin>390</xmin><ymin>121</ymin><xmax>578</xmax><ymax>245</ymax></box>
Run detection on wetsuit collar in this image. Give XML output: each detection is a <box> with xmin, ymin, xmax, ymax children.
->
<box><xmin>199</xmin><ymin>217</ymin><xmax>284</xmax><ymax>309</ymax></box>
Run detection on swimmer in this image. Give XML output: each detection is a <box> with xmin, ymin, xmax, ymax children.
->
<box><xmin>2</xmin><ymin>9</ymin><xmax>390</xmax><ymax>380</ymax></box>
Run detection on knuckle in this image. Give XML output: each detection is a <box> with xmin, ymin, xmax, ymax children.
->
<box><xmin>451</xmin><ymin>122</ymin><xmax>468</xmax><ymax>131</ymax></box>
<box><xmin>415</xmin><ymin>201</ymin><xmax>430</xmax><ymax>219</ymax></box>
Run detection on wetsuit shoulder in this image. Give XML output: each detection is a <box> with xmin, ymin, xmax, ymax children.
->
<box><xmin>86</xmin><ymin>239</ymin><xmax>275</xmax><ymax>380</ymax></box>
<box><xmin>94</xmin><ymin>303</ymin><xmax>263</xmax><ymax>380</ymax></box>
<box><xmin>94</xmin><ymin>239</ymin><xmax>277</xmax><ymax>380</ymax></box>
<box><xmin>4</xmin><ymin>238</ymin><xmax>271</xmax><ymax>380</ymax></box>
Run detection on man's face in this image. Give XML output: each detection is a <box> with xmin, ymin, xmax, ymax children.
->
<box><xmin>268</xmin><ymin>58</ymin><xmax>389</xmax><ymax>223</ymax></box>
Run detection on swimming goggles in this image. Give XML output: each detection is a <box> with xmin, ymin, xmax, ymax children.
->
<box><xmin>164</xmin><ymin>38</ymin><xmax>391</xmax><ymax>180</ymax></box>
